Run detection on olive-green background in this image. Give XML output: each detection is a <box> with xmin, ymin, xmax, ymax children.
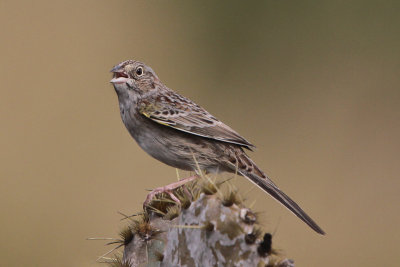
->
<box><xmin>1</xmin><ymin>1</ymin><xmax>399</xmax><ymax>266</ymax></box>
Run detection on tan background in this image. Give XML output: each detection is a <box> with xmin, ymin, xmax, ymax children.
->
<box><xmin>1</xmin><ymin>1</ymin><xmax>399</xmax><ymax>266</ymax></box>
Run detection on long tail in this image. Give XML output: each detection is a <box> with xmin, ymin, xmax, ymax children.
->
<box><xmin>239</xmin><ymin>169</ymin><xmax>325</xmax><ymax>235</ymax></box>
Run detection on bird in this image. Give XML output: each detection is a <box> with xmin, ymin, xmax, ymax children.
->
<box><xmin>110</xmin><ymin>59</ymin><xmax>325</xmax><ymax>235</ymax></box>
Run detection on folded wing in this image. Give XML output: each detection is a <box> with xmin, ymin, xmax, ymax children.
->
<box><xmin>138</xmin><ymin>92</ymin><xmax>255</xmax><ymax>150</ymax></box>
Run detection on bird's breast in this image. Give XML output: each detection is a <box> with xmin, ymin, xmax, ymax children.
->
<box><xmin>118</xmin><ymin>105</ymin><xmax>194</xmax><ymax>171</ymax></box>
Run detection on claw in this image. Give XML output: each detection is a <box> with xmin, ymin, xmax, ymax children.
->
<box><xmin>143</xmin><ymin>175</ymin><xmax>198</xmax><ymax>208</ymax></box>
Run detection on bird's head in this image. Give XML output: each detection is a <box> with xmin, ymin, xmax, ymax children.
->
<box><xmin>110</xmin><ymin>60</ymin><xmax>159</xmax><ymax>97</ymax></box>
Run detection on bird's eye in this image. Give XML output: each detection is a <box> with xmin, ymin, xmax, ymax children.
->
<box><xmin>136</xmin><ymin>67</ymin><xmax>143</xmax><ymax>76</ymax></box>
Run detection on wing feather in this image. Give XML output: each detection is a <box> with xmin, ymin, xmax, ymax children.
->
<box><xmin>139</xmin><ymin>92</ymin><xmax>255</xmax><ymax>150</ymax></box>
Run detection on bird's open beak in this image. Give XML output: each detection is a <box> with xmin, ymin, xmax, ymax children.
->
<box><xmin>110</xmin><ymin>70</ymin><xmax>129</xmax><ymax>84</ymax></box>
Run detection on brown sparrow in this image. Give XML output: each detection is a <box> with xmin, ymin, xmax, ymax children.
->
<box><xmin>110</xmin><ymin>60</ymin><xmax>325</xmax><ymax>235</ymax></box>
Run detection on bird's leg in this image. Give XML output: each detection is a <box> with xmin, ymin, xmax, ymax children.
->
<box><xmin>182</xmin><ymin>184</ymin><xmax>193</xmax><ymax>200</ymax></box>
<box><xmin>143</xmin><ymin>175</ymin><xmax>198</xmax><ymax>208</ymax></box>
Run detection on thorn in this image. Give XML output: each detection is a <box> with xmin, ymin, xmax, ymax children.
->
<box><xmin>118</xmin><ymin>211</ymin><xmax>142</xmax><ymax>221</ymax></box>
<box><xmin>96</xmin><ymin>244</ymin><xmax>123</xmax><ymax>262</ymax></box>
<box><xmin>146</xmin><ymin>205</ymin><xmax>166</xmax><ymax>216</ymax></box>
<box><xmin>248</xmin><ymin>199</ymin><xmax>257</xmax><ymax>209</ymax></box>
<box><xmin>243</xmin><ymin>185</ymin><xmax>257</xmax><ymax>198</ymax></box>
<box><xmin>86</xmin><ymin>237</ymin><xmax>118</xmax><ymax>241</ymax></box>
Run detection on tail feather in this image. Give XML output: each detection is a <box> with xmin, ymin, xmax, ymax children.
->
<box><xmin>240</xmin><ymin>170</ymin><xmax>325</xmax><ymax>235</ymax></box>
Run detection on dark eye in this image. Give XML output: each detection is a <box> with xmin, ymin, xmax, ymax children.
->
<box><xmin>136</xmin><ymin>67</ymin><xmax>143</xmax><ymax>76</ymax></box>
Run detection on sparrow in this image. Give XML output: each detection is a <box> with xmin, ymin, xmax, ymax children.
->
<box><xmin>110</xmin><ymin>59</ymin><xmax>325</xmax><ymax>235</ymax></box>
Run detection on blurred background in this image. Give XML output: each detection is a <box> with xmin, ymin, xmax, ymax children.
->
<box><xmin>1</xmin><ymin>1</ymin><xmax>399</xmax><ymax>266</ymax></box>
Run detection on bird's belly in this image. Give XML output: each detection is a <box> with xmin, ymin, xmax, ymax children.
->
<box><xmin>136</xmin><ymin>134</ymin><xmax>195</xmax><ymax>171</ymax></box>
<box><xmin>122</xmin><ymin>108</ymin><xmax>222</xmax><ymax>172</ymax></box>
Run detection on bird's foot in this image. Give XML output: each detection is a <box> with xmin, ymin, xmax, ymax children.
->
<box><xmin>143</xmin><ymin>175</ymin><xmax>198</xmax><ymax>208</ymax></box>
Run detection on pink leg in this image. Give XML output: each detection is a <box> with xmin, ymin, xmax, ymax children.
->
<box><xmin>143</xmin><ymin>175</ymin><xmax>198</xmax><ymax>208</ymax></box>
